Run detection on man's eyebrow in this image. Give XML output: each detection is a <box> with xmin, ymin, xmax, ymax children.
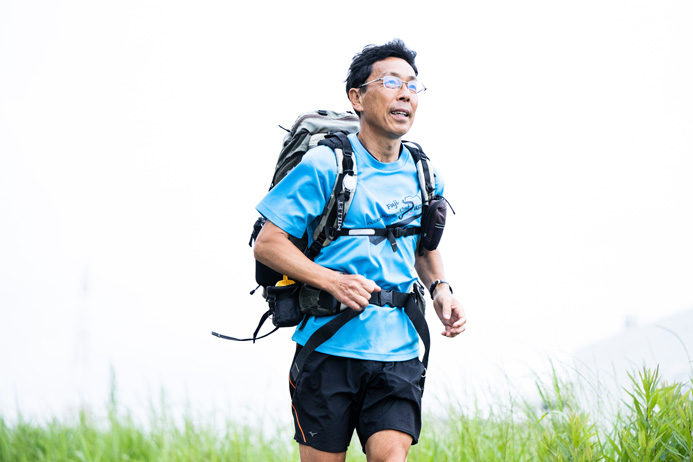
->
<box><xmin>382</xmin><ymin>71</ymin><xmax>417</xmax><ymax>80</ymax></box>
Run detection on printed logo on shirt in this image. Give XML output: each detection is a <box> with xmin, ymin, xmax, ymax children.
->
<box><xmin>367</xmin><ymin>194</ymin><xmax>422</xmax><ymax>247</ymax></box>
<box><xmin>398</xmin><ymin>194</ymin><xmax>421</xmax><ymax>220</ymax></box>
<box><xmin>368</xmin><ymin>194</ymin><xmax>422</xmax><ymax>227</ymax></box>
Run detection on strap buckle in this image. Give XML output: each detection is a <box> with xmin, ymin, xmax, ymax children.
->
<box><xmin>375</xmin><ymin>289</ymin><xmax>394</xmax><ymax>307</ymax></box>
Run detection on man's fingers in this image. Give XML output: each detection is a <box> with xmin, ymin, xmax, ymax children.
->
<box><xmin>342</xmin><ymin>293</ymin><xmax>369</xmax><ymax>311</ymax></box>
<box><xmin>442</xmin><ymin>304</ymin><xmax>452</xmax><ymax>320</ymax></box>
<box><xmin>441</xmin><ymin>324</ymin><xmax>466</xmax><ymax>337</ymax></box>
<box><xmin>436</xmin><ymin>302</ymin><xmax>467</xmax><ymax>337</ymax></box>
<box><xmin>361</xmin><ymin>280</ymin><xmax>381</xmax><ymax>296</ymax></box>
<box><xmin>333</xmin><ymin>274</ymin><xmax>381</xmax><ymax>311</ymax></box>
<box><xmin>450</xmin><ymin>310</ymin><xmax>467</xmax><ymax>328</ymax></box>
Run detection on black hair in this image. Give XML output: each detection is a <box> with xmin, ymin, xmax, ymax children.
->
<box><xmin>345</xmin><ymin>39</ymin><xmax>418</xmax><ymax>96</ymax></box>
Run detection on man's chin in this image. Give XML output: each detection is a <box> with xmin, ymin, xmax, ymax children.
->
<box><xmin>388</xmin><ymin>121</ymin><xmax>413</xmax><ymax>137</ymax></box>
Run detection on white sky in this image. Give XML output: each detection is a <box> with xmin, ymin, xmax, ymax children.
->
<box><xmin>1</xmin><ymin>0</ymin><xmax>692</xmax><ymax>424</ymax></box>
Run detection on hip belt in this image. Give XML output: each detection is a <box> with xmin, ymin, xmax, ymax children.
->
<box><xmin>290</xmin><ymin>283</ymin><xmax>431</xmax><ymax>392</ymax></box>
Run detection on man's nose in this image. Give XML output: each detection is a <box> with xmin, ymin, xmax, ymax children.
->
<box><xmin>397</xmin><ymin>84</ymin><xmax>411</xmax><ymax>101</ymax></box>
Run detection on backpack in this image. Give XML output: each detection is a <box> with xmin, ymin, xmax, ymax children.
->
<box><xmin>212</xmin><ymin>109</ymin><xmax>449</xmax><ymax>389</ymax></box>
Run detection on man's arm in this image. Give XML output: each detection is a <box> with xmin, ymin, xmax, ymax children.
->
<box><xmin>253</xmin><ymin>220</ymin><xmax>380</xmax><ymax>311</ymax></box>
<box><xmin>415</xmin><ymin>249</ymin><xmax>467</xmax><ymax>337</ymax></box>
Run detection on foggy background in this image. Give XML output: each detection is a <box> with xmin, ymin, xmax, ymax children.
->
<box><xmin>2</xmin><ymin>0</ymin><xmax>692</xmax><ymax>426</ymax></box>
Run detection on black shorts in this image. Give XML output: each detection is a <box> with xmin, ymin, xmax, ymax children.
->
<box><xmin>288</xmin><ymin>344</ymin><xmax>424</xmax><ymax>453</ymax></box>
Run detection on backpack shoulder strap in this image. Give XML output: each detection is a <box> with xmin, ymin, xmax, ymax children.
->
<box><xmin>403</xmin><ymin>141</ymin><xmax>439</xmax><ymax>256</ymax></box>
<box><xmin>403</xmin><ymin>140</ymin><xmax>436</xmax><ymax>206</ymax></box>
<box><xmin>305</xmin><ymin>132</ymin><xmax>357</xmax><ymax>260</ymax></box>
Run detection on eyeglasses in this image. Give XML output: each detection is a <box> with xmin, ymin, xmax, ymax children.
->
<box><xmin>359</xmin><ymin>75</ymin><xmax>427</xmax><ymax>94</ymax></box>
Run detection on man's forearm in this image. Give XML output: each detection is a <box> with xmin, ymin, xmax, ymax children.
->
<box><xmin>414</xmin><ymin>249</ymin><xmax>447</xmax><ymax>292</ymax></box>
<box><xmin>254</xmin><ymin>219</ymin><xmax>380</xmax><ymax>310</ymax></box>
<box><xmin>253</xmin><ymin>220</ymin><xmax>336</xmax><ymax>291</ymax></box>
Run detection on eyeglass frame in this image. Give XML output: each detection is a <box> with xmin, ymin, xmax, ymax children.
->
<box><xmin>359</xmin><ymin>75</ymin><xmax>427</xmax><ymax>94</ymax></box>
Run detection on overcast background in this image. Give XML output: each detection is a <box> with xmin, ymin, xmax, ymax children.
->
<box><xmin>2</xmin><ymin>0</ymin><xmax>692</xmax><ymax>426</ymax></box>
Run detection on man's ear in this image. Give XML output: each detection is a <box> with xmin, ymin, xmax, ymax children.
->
<box><xmin>348</xmin><ymin>88</ymin><xmax>364</xmax><ymax>113</ymax></box>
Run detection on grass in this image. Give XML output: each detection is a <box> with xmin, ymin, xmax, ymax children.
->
<box><xmin>1</xmin><ymin>366</ymin><xmax>692</xmax><ymax>461</ymax></box>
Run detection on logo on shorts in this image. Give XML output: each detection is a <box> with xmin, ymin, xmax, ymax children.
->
<box><xmin>309</xmin><ymin>431</ymin><xmax>318</xmax><ymax>437</ymax></box>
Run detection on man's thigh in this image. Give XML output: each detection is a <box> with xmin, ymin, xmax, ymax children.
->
<box><xmin>356</xmin><ymin>358</ymin><xmax>424</xmax><ymax>450</ymax></box>
<box><xmin>289</xmin><ymin>347</ymin><xmax>362</xmax><ymax>453</ymax></box>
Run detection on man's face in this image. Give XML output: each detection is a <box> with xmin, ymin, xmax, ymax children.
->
<box><xmin>350</xmin><ymin>57</ymin><xmax>419</xmax><ymax>140</ymax></box>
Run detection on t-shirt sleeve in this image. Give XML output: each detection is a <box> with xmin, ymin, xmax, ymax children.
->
<box><xmin>256</xmin><ymin>147</ymin><xmax>337</xmax><ymax>239</ymax></box>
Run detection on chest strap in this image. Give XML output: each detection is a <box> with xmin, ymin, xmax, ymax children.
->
<box><xmin>336</xmin><ymin>226</ymin><xmax>421</xmax><ymax>252</ymax></box>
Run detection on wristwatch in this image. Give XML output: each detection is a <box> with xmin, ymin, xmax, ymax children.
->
<box><xmin>429</xmin><ymin>279</ymin><xmax>453</xmax><ymax>298</ymax></box>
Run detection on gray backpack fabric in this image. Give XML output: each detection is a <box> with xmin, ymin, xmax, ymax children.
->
<box><xmin>271</xmin><ymin>110</ymin><xmax>360</xmax><ymax>188</ymax></box>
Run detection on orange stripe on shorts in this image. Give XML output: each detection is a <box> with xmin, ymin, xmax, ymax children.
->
<box><xmin>291</xmin><ymin>403</ymin><xmax>306</xmax><ymax>443</ymax></box>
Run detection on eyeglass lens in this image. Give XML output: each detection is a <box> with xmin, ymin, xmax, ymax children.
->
<box><xmin>382</xmin><ymin>76</ymin><xmax>424</xmax><ymax>94</ymax></box>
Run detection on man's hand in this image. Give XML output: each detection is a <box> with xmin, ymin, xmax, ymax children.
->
<box><xmin>328</xmin><ymin>273</ymin><xmax>381</xmax><ymax>312</ymax></box>
<box><xmin>414</xmin><ymin>249</ymin><xmax>466</xmax><ymax>338</ymax></box>
<box><xmin>431</xmin><ymin>286</ymin><xmax>466</xmax><ymax>337</ymax></box>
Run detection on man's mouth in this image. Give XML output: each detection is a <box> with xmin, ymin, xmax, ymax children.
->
<box><xmin>390</xmin><ymin>109</ymin><xmax>410</xmax><ymax>118</ymax></box>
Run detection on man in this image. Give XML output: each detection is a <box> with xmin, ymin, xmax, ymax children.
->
<box><xmin>254</xmin><ymin>39</ymin><xmax>466</xmax><ymax>462</ymax></box>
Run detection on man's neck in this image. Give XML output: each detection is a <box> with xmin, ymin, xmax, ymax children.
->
<box><xmin>357</xmin><ymin>127</ymin><xmax>402</xmax><ymax>163</ymax></box>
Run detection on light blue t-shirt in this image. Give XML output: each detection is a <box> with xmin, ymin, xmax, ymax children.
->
<box><xmin>256</xmin><ymin>134</ymin><xmax>444</xmax><ymax>361</ymax></box>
